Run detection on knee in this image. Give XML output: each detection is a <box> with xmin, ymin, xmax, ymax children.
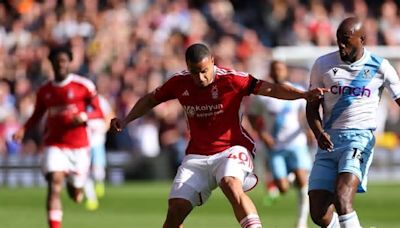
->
<box><xmin>310</xmin><ymin>209</ymin><xmax>332</xmax><ymax>226</ymax></box>
<box><xmin>219</xmin><ymin>177</ymin><xmax>242</xmax><ymax>195</ymax></box>
<box><xmin>167</xmin><ymin>199</ymin><xmax>192</xmax><ymax>216</ymax></box>
<box><xmin>334</xmin><ymin>193</ymin><xmax>353</xmax><ymax>214</ymax></box>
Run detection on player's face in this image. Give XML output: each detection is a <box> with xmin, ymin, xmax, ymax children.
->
<box><xmin>270</xmin><ymin>62</ymin><xmax>288</xmax><ymax>83</ymax></box>
<box><xmin>336</xmin><ymin>31</ymin><xmax>362</xmax><ymax>63</ymax></box>
<box><xmin>51</xmin><ymin>53</ymin><xmax>70</xmax><ymax>80</ymax></box>
<box><xmin>187</xmin><ymin>56</ymin><xmax>214</xmax><ymax>87</ymax></box>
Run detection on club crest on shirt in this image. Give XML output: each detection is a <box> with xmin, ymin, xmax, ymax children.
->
<box><xmin>332</xmin><ymin>68</ymin><xmax>338</xmax><ymax>75</ymax></box>
<box><xmin>363</xmin><ymin>69</ymin><xmax>371</xmax><ymax>79</ymax></box>
<box><xmin>211</xmin><ymin>85</ymin><xmax>218</xmax><ymax>99</ymax></box>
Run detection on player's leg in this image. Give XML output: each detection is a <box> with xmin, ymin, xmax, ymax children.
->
<box><xmin>219</xmin><ymin>176</ymin><xmax>261</xmax><ymax>228</ymax></box>
<box><xmin>42</xmin><ymin>147</ymin><xmax>70</xmax><ymax>228</ymax></box>
<box><xmin>309</xmin><ymin>190</ymin><xmax>337</xmax><ymax>227</ymax></box>
<box><xmin>164</xmin><ymin>154</ymin><xmax>212</xmax><ymax>227</ymax></box>
<box><xmin>293</xmin><ymin>168</ymin><xmax>310</xmax><ymax>228</ymax></box>
<box><xmin>308</xmin><ymin>149</ymin><xmax>339</xmax><ymax>227</ymax></box>
<box><xmin>335</xmin><ymin>130</ymin><xmax>375</xmax><ymax>228</ymax></box>
<box><xmin>289</xmin><ymin>145</ymin><xmax>312</xmax><ymax>228</ymax></box>
<box><xmin>268</xmin><ymin>151</ymin><xmax>290</xmax><ymax>193</ymax></box>
<box><xmin>163</xmin><ymin>198</ymin><xmax>193</xmax><ymax>228</ymax></box>
<box><xmin>92</xmin><ymin>143</ymin><xmax>107</xmax><ymax>198</ymax></box>
<box><xmin>66</xmin><ymin>148</ymin><xmax>91</xmax><ymax>203</ymax></box>
<box><xmin>334</xmin><ymin>172</ymin><xmax>361</xmax><ymax>228</ymax></box>
<box><xmin>46</xmin><ymin>171</ymin><xmax>66</xmax><ymax>228</ymax></box>
<box><xmin>83</xmin><ymin>146</ymin><xmax>100</xmax><ymax>210</ymax></box>
<box><xmin>216</xmin><ymin>146</ymin><xmax>262</xmax><ymax>228</ymax></box>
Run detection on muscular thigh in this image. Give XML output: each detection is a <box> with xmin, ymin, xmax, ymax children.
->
<box><xmin>169</xmin><ymin>155</ymin><xmax>216</xmax><ymax>207</ymax></box>
<box><xmin>213</xmin><ymin>146</ymin><xmax>257</xmax><ymax>192</ymax></box>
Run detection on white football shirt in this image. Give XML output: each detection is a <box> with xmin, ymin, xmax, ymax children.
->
<box><xmin>249</xmin><ymin>83</ymin><xmax>307</xmax><ymax>150</ymax></box>
<box><xmin>309</xmin><ymin>49</ymin><xmax>400</xmax><ymax>130</ymax></box>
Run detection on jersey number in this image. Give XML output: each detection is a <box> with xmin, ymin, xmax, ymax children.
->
<box><xmin>227</xmin><ymin>151</ymin><xmax>253</xmax><ymax>169</ymax></box>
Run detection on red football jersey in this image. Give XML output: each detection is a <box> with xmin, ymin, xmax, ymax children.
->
<box><xmin>154</xmin><ymin>66</ymin><xmax>262</xmax><ymax>157</ymax></box>
<box><xmin>25</xmin><ymin>74</ymin><xmax>103</xmax><ymax>148</ymax></box>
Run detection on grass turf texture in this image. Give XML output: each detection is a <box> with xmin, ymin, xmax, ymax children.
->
<box><xmin>0</xmin><ymin>181</ymin><xmax>399</xmax><ymax>228</ymax></box>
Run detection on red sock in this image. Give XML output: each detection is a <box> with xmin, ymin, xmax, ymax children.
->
<box><xmin>49</xmin><ymin>220</ymin><xmax>61</xmax><ymax>228</ymax></box>
<box><xmin>48</xmin><ymin>210</ymin><xmax>63</xmax><ymax>228</ymax></box>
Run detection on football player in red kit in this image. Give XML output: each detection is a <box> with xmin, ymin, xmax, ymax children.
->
<box><xmin>111</xmin><ymin>43</ymin><xmax>327</xmax><ymax>228</ymax></box>
<box><xmin>14</xmin><ymin>46</ymin><xmax>103</xmax><ymax>228</ymax></box>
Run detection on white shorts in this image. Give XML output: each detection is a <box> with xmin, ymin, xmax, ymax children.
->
<box><xmin>42</xmin><ymin>146</ymin><xmax>90</xmax><ymax>188</ymax></box>
<box><xmin>169</xmin><ymin>146</ymin><xmax>258</xmax><ymax>206</ymax></box>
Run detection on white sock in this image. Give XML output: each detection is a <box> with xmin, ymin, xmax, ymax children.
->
<box><xmin>93</xmin><ymin>166</ymin><xmax>106</xmax><ymax>182</ymax></box>
<box><xmin>84</xmin><ymin>178</ymin><xmax>97</xmax><ymax>201</ymax></box>
<box><xmin>48</xmin><ymin>209</ymin><xmax>63</xmax><ymax>221</ymax></box>
<box><xmin>296</xmin><ymin>186</ymin><xmax>309</xmax><ymax>228</ymax></box>
<box><xmin>339</xmin><ymin>211</ymin><xmax>361</xmax><ymax>228</ymax></box>
<box><xmin>327</xmin><ymin>212</ymin><xmax>340</xmax><ymax>228</ymax></box>
<box><xmin>239</xmin><ymin>214</ymin><xmax>262</xmax><ymax>228</ymax></box>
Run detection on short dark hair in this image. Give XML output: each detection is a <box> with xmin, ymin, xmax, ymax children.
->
<box><xmin>48</xmin><ymin>46</ymin><xmax>73</xmax><ymax>61</ymax></box>
<box><xmin>185</xmin><ymin>43</ymin><xmax>211</xmax><ymax>63</ymax></box>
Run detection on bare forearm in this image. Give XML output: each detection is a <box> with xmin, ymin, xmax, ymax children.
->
<box><xmin>257</xmin><ymin>82</ymin><xmax>306</xmax><ymax>100</ymax></box>
<box><xmin>306</xmin><ymin>103</ymin><xmax>324</xmax><ymax>138</ymax></box>
<box><xmin>122</xmin><ymin>93</ymin><xmax>160</xmax><ymax>126</ymax></box>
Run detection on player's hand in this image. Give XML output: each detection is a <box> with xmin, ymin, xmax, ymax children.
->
<box><xmin>305</xmin><ymin>88</ymin><xmax>329</xmax><ymax>102</ymax></box>
<box><xmin>317</xmin><ymin>131</ymin><xmax>334</xmax><ymax>152</ymax></box>
<box><xmin>110</xmin><ymin>118</ymin><xmax>125</xmax><ymax>132</ymax></box>
<box><xmin>72</xmin><ymin>112</ymin><xmax>88</xmax><ymax>126</ymax></box>
<box><xmin>12</xmin><ymin>128</ymin><xmax>25</xmax><ymax>143</ymax></box>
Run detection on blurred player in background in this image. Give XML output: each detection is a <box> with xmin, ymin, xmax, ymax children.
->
<box><xmin>84</xmin><ymin>94</ymin><xmax>114</xmax><ymax>210</ymax></box>
<box><xmin>247</xmin><ymin>60</ymin><xmax>312</xmax><ymax>228</ymax></box>
<box><xmin>13</xmin><ymin>46</ymin><xmax>103</xmax><ymax>228</ymax></box>
<box><xmin>306</xmin><ymin>17</ymin><xmax>400</xmax><ymax>228</ymax></box>
<box><xmin>110</xmin><ymin>43</ymin><xmax>327</xmax><ymax>228</ymax></box>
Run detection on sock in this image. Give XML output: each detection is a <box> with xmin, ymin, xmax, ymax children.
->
<box><xmin>239</xmin><ymin>214</ymin><xmax>262</xmax><ymax>228</ymax></box>
<box><xmin>48</xmin><ymin>209</ymin><xmax>62</xmax><ymax>228</ymax></box>
<box><xmin>339</xmin><ymin>211</ymin><xmax>361</xmax><ymax>228</ymax></box>
<box><xmin>84</xmin><ymin>178</ymin><xmax>98</xmax><ymax>202</ymax></box>
<box><xmin>296</xmin><ymin>186</ymin><xmax>309</xmax><ymax>228</ymax></box>
<box><xmin>327</xmin><ymin>212</ymin><xmax>339</xmax><ymax>228</ymax></box>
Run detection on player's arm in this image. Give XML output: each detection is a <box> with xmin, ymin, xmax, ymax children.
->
<box><xmin>247</xmin><ymin>114</ymin><xmax>275</xmax><ymax>150</ymax></box>
<box><xmin>305</xmin><ymin>99</ymin><xmax>333</xmax><ymax>150</ymax></box>
<box><xmin>86</xmin><ymin>95</ymin><xmax>104</xmax><ymax>119</ymax></box>
<box><xmin>255</xmin><ymin>80</ymin><xmax>328</xmax><ymax>101</ymax></box>
<box><xmin>110</xmin><ymin>92</ymin><xmax>161</xmax><ymax>132</ymax></box>
<box><xmin>305</xmin><ymin>60</ymin><xmax>333</xmax><ymax>151</ymax></box>
<box><xmin>13</xmin><ymin>92</ymin><xmax>46</xmax><ymax>142</ymax></box>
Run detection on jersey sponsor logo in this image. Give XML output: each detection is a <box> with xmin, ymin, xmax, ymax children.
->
<box><xmin>182</xmin><ymin>90</ymin><xmax>189</xmax><ymax>96</ymax></box>
<box><xmin>330</xmin><ymin>84</ymin><xmax>371</xmax><ymax>97</ymax></box>
<box><xmin>182</xmin><ymin>104</ymin><xmax>224</xmax><ymax>118</ymax></box>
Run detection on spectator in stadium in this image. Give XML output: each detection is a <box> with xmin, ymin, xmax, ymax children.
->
<box><xmin>247</xmin><ymin>60</ymin><xmax>312</xmax><ymax>228</ymax></box>
<box><xmin>306</xmin><ymin>17</ymin><xmax>400</xmax><ymax>228</ymax></box>
<box><xmin>13</xmin><ymin>46</ymin><xmax>103</xmax><ymax>228</ymax></box>
<box><xmin>110</xmin><ymin>43</ymin><xmax>327</xmax><ymax>228</ymax></box>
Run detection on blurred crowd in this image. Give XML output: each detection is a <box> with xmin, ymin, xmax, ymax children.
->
<box><xmin>1</xmin><ymin>0</ymin><xmax>400</xmax><ymax>176</ymax></box>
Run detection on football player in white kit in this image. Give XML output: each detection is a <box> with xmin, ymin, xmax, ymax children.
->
<box><xmin>248</xmin><ymin>60</ymin><xmax>312</xmax><ymax>228</ymax></box>
<box><xmin>84</xmin><ymin>95</ymin><xmax>114</xmax><ymax>210</ymax></box>
<box><xmin>307</xmin><ymin>17</ymin><xmax>400</xmax><ymax>228</ymax></box>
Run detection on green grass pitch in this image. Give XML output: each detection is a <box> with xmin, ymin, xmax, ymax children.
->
<box><xmin>0</xmin><ymin>181</ymin><xmax>399</xmax><ymax>228</ymax></box>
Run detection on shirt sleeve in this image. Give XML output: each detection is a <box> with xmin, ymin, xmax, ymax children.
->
<box><xmin>309</xmin><ymin>59</ymin><xmax>323</xmax><ymax>90</ymax></box>
<box><xmin>381</xmin><ymin>59</ymin><xmax>400</xmax><ymax>100</ymax></box>
<box><xmin>153</xmin><ymin>76</ymin><xmax>179</xmax><ymax>103</ymax></box>
<box><xmin>231</xmin><ymin>73</ymin><xmax>262</xmax><ymax>96</ymax></box>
